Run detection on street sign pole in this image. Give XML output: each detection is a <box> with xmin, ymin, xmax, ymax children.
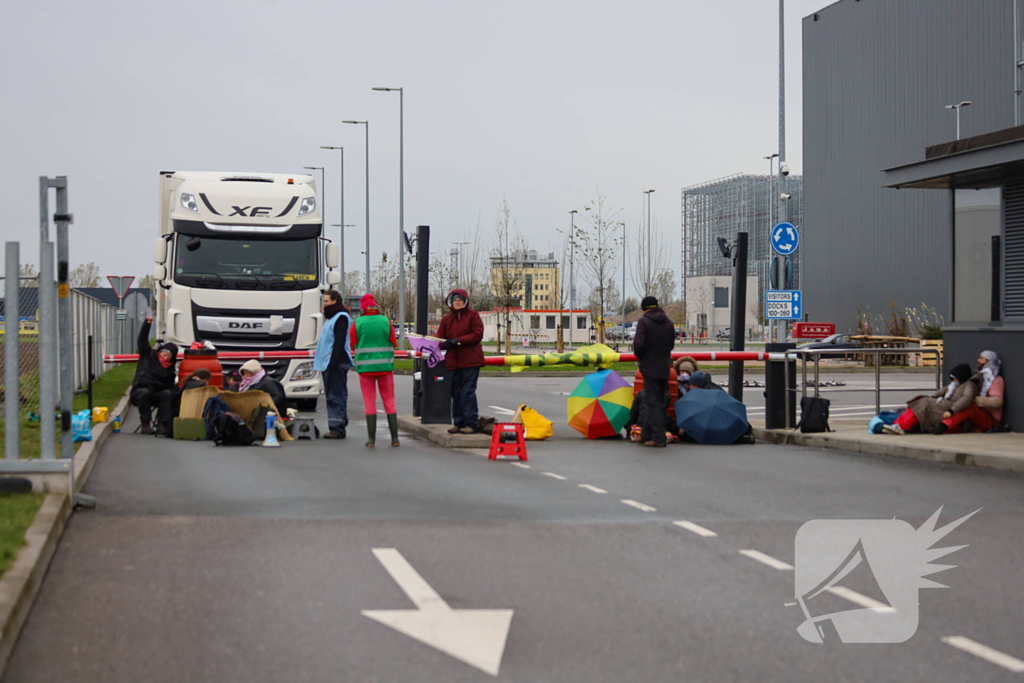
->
<box><xmin>108</xmin><ymin>276</ymin><xmax>134</xmax><ymax>354</ymax></box>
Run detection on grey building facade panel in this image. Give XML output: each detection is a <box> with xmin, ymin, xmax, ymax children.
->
<box><xmin>803</xmin><ymin>0</ymin><xmax>1017</xmax><ymax>331</ymax></box>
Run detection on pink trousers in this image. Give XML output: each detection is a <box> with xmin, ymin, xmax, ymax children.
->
<box><xmin>359</xmin><ymin>373</ymin><xmax>396</xmax><ymax>415</ymax></box>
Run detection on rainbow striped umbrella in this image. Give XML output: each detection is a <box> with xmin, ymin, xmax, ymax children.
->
<box><xmin>567</xmin><ymin>370</ymin><xmax>634</xmax><ymax>439</ymax></box>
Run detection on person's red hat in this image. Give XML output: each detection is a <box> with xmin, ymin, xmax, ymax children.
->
<box><xmin>360</xmin><ymin>293</ymin><xmax>378</xmax><ymax>312</ymax></box>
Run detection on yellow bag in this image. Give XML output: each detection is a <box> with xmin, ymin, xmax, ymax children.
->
<box><xmin>514</xmin><ymin>404</ymin><xmax>553</xmax><ymax>441</ymax></box>
<box><xmin>91</xmin><ymin>406</ymin><xmax>109</xmax><ymax>423</ymax></box>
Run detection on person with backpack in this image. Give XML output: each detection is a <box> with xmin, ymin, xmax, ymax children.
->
<box><xmin>633</xmin><ymin>296</ymin><xmax>676</xmax><ymax>448</ymax></box>
<box><xmin>436</xmin><ymin>289</ymin><xmax>485</xmax><ymax>435</ymax></box>
<box><xmin>350</xmin><ymin>294</ymin><xmax>399</xmax><ymax>448</ymax></box>
<box><xmin>314</xmin><ymin>289</ymin><xmax>354</xmax><ymax>438</ymax></box>
<box><xmin>131</xmin><ymin>316</ymin><xmax>179</xmax><ymax>435</ymax></box>
<box><xmin>238</xmin><ymin>359</ymin><xmax>289</xmax><ymax>418</ymax></box>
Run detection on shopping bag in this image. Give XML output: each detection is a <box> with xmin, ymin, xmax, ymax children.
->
<box><xmin>516</xmin><ymin>404</ymin><xmax>553</xmax><ymax>441</ymax></box>
<box><xmin>72</xmin><ymin>409</ymin><xmax>92</xmax><ymax>442</ymax></box>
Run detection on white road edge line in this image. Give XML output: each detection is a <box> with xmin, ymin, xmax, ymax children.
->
<box><xmin>542</xmin><ymin>472</ymin><xmax>567</xmax><ymax>480</ymax></box>
<box><xmin>578</xmin><ymin>484</ymin><xmax>608</xmax><ymax>494</ymax></box>
<box><xmin>739</xmin><ymin>549</ymin><xmax>793</xmax><ymax>571</ymax></box>
<box><xmin>672</xmin><ymin>521</ymin><xmax>718</xmax><ymax>538</ymax></box>
<box><xmin>621</xmin><ymin>499</ymin><xmax>657</xmax><ymax>512</ymax></box>
<box><xmin>825</xmin><ymin>586</ymin><xmax>896</xmax><ymax>613</ymax></box>
<box><xmin>488</xmin><ymin>405</ymin><xmax>517</xmax><ymax>415</ymax></box>
<box><xmin>942</xmin><ymin>636</ymin><xmax>1024</xmax><ymax>673</ymax></box>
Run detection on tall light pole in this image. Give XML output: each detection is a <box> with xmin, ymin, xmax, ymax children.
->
<box><xmin>372</xmin><ymin>86</ymin><xmax>405</xmax><ymax>347</ymax></box>
<box><xmin>777</xmin><ymin>0</ymin><xmax>787</xmax><ymax>344</ymax></box>
<box><xmin>945</xmin><ymin>101</ymin><xmax>973</xmax><ymax>140</ymax></box>
<box><xmin>568</xmin><ymin>209</ymin><xmax>577</xmax><ymax>349</ymax></box>
<box><xmin>620</xmin><ymin>221</ymin><xmax>626</xmax><ymax>340</ymax></box>
<box><xmin>644</xmin><ymin>189</ymin><xmax>655</xmax><ymax>293</ymax></box>
<box><xmin>343</xmin><ymin>120</ymin><xmax>371</xmax><ymax>293</ymax></box>
<box><xmin>454</xmin><ymin>240</ymin><xmax>470</xmax><ymax>287</ymax></box>
<box><xmin>764</xmin><ymin>153</ymin><xmax>779</xmax><ymax>342</ymax></box>
<box><xmin>321</xmin><ymin>146</ymin><xmax>345</xmax><ymax>300</ymax></box>
<box><xmin>303</xmin><ymin>166</ymin><xmax>325</xmax><ymax>234</ymax></box>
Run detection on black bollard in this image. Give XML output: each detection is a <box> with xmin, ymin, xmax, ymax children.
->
<box><xmin>728</xmin><ymin>232</ymin><xmax>748</xmax><ymax>401</ymax></box>
<box><xmin>413</xmin><ymin>225</ymin><xmax>429</xmax><ymax>417</ymax></box>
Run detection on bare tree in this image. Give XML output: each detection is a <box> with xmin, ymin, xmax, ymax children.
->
<box><xmin>651</xmin><ymin>269</ymin><xmax>677</xmax><ymax>306</ymax></box>
<box><xmin>428</xmin><ymin>253</ymin><xmax>455</xmax><ymax>317</ymax></box>
<box><xmin>551</xmin><ymin>232</ymin><xmax>572</xmax><ymax>351</ymax></box>
<box><xmin>689</xmin><ymin>280</ymin><xmax>711</xmax><ymax>333</ymax></box>
<box><xmin>68</xmin><ymin>262</ymin><xmax>101</xmax><ymax>287</ymax></box>
<box><xmin>573</xmin><ymin>193</ymin><xmax>622</xmax><ymax>344</ymax></box>
<box><xmin>488</xmin><ymin>198</ymin><xmax>528</xmax><ymax>355</ymax></box>
<box><xmin>344</xmin><ymin>270</ymin><xmax>364</xmax><ymax>298</ymax></box>
<box><xmin>371</xmin><ymin>252</ymin><xmax>400</xmax><ymax>320</ymax></box>
<box><xmin>631</xmin><ymin>210</ymin><xmax>670</xmax><ymax>298</ymax></box>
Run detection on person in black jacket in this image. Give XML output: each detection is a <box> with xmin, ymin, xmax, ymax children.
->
<box><xmin>238</xmin><ymin>359</ymin><xmax>289</xmax><ymax>417</ymax></box>
<box><xmin>632</xmin><ymin>296</ymin><xmax>676</xmax><ymax>447</ymax></box>
<box><xmin>130</xmin><ymin>316</ymin><xmax>179</xmax><ymax>435</ymax></box>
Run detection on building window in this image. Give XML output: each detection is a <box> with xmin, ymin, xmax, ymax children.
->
<box><xmin>713</xmin><ymin>287</ymin><xmax>729</xmax><ymax>308</ymax></box>
<box><xmin>954</xmin><ymin>188</ymin><xmax>1002</xmax><ymax>322</ymax></box>
<box><xmin>546</xmin><ymin>315</ymin><xmax>556</xmax><ymax>329</ymax></box>
<box><xmin>561</xmin><ymin>315</ymin><xmax>569</xmax><ymax>328</ymax></box>
<box><xmin>530</xmin><ymin>315</ymin><xmax>540</xmax><ymax>329</ymax></box>
<box><xmin>577</xmin><ymin>316</ymin><xmax>587</xmax><ymax>330</ymax></box>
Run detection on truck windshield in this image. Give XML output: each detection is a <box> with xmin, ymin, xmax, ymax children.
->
<box><xmin>174</xmin><ymin>236</ymin><xmax>319</xmax><ymax>290</ymax></box>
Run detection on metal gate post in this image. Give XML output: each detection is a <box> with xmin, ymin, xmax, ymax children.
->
<box><xmin>874</xmin><ymin>350</ymin><xmax>882</xmax><ymax>415</ymax></box>
<box><xmin>53</xmin><ymin>176</ymin><xmax>74</xmax><ymax>459</ymax></box>
<box><xmin>5</xmin><ymin>243</ymin><xmax>20</xmax><ymax>460</ymax></box>
<box><xmin>38</xmin><ymin>240</ymin><xmax>57</xmax><ymax>460</ymax></box>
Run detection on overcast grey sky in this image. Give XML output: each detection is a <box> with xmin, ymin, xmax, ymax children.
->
<box><xmin>0</xmin><ymin>0</ymin><xmax>826</xmax><ymax>299</ymax></box>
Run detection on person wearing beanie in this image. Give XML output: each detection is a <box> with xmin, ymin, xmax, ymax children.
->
<box><xmin>130</xmin><ymin>316</ymin><xmax>179</xmax><ymax>435</ymax></box>
<box><xmin>436</xmin><ymin>289</ymin><xmax>485</xmax><ymax>434</ymax></box>
<box><xmin>237</xmin><ymin>359</ymin><xmax>289</xmax><ymax>418</ymax></box>
<box><xmin>885</xmin><ymin>362</ymin><xmax>980</xmax><ymax>435</ymax></box>
<box><xmin>350</xmin><ymin>293</ymin><xmax>400</xmax><ymax>447</ymax></box>
<box><xmin>314</xmin><ymin>289</ymin><xmax>354</xmax><ymax>438</ymax></box>
<box><xmin>632</xmin><ymin>295</ymin><xmax>676</xmax><ymax>447</ymax></box>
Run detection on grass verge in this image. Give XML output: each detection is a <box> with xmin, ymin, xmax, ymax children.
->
<box><xmin>0</xmin><ymin>363</ymin><xmax>136</xmax><ymax>459</ymax></box>
<box><xmin>0</xmin><ymin>493</ymin><xmax>45</xmax><ymax>579</ymax></box>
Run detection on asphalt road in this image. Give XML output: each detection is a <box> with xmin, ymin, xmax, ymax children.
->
<box><xmin>6</xmin><ymin>373</ymin><xmax>1023</xmax><ymax>682</ymax></box>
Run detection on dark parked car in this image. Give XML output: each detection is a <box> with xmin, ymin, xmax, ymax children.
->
<box><xmin>796</xmin><ymin>333</ymin><xmax>862</xmax><ymax>351</ymax></box>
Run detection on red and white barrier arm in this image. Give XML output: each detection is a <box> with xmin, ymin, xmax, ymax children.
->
<box><xmin>105</xmin><ymin>350</ymin><xmax>792</xmax><ymax>364</ymax></box>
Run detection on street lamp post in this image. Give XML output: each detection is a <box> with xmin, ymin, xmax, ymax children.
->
<box><xmin>321</xmin><ymin>146</ymin><xmax>345</xmax><ymax>300</ymax></box>
<box><xmin>568</xmin><ymin>209</ymin><xmax>577</xmax><ymax>349</ymax></box>
<box><xmin>620</xmin><ymin>221</ymin><xmax>626</xmax><ymax>343</ymax></box>
<box><xmin>372</xmin><ymin>86</ymin><xmax>405</xmax><ymax>348</ymax></box>
<box><xmin>644</xmin><ymin>189</ymin><xmax>655</xmax><ymax>292</ymax></box>
<box><xmin>343</xmin><ymin>120</ymin><xmax>371</xmax><ymax>293</ymax></box>
<box><xmin>945</xmin><ymin>101</ymin><xmax>973</xmax><ymax>140</ymax></box>
<box><xmin>303</xmin><ymin>166</ymin><xmax>325</xmax><ymax>233</ymax></box>
<box><xmin>764</xmin><ymin>153</ymin><xmax>779</xmax><ymax>343</ymax></box>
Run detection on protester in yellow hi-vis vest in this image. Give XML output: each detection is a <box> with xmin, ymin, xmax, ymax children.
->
<box><xmin>350</xmin><ymin>293</ymin><xmax>399</xmax><ymax>448</ymax></box>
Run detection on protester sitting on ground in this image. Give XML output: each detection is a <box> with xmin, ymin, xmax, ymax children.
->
<box><xmin>884</xmin><ymin>363</ymin><xmax>978</xmax><ymax>435</ymax></box>
<box><xmin>687</xmin><ymin>370</ymin><xmax>724</xmax><ymax>392</ymax></box>
<box><xmin>942</xmin><ymin>351</ymin><xmax>1004</xmax><ymax>433</ymax></box>
<box><xmin>223</xmin><ymin>370</ymin><xmax>242</xmax><ymax>391</ymax></box>
<box><xmin>674</xmin><ymin>356</ymin><xmax>699</xmax><ymax>397</ymax></box>
<box><xmin>237</xmin><ymin>359</ymin><xmax>289</xmax><ymax>418</ymax></box>
<box><xmin>130</xmin><ymin>315</ymin><xmax>179</xmax><ymax>436</ymax></box>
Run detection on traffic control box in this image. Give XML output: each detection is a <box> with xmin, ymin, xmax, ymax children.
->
<box><xmin>489</xmin><ymin>423</ymin><xmax>527</xmax><ymax>461</ymax></box>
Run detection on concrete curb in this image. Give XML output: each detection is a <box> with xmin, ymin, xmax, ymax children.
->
<box><xmin>752</xmin><ymin>426</ymin><xmax>1024</xmax><ymax>473</ymax></box>
<box><xmin>0</xmin><ymin>388</ymin><xmax>131</xmax><ymax>677</ymax></box>
<box><xmin>397</xmin><ymin>416</ymin><xmax>492</xmax><ymax>449</ymax></box>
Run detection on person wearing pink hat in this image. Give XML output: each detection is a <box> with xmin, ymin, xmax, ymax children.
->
<box><xmin>350</xmin><ymin>293</ymin><xmax>399</xmax><ymax>447</ymax></box>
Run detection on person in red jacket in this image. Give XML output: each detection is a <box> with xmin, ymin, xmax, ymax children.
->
<box><xmin>436</xmin><ymin>289</ymin><xmax>485</xmax><ymax>434</ymax></box>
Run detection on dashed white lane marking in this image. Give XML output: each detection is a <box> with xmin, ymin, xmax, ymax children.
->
<box><xmin>739</xmin><ymin>549</ymin><xmax>794</xmax><ymax>571</ymax></box>
<box><xmin>489</xmin><ymin>405</ymin><xmax>517</xmax><ymax>415</ymax></box>
<box><xmin>578</xmin><ymin>484</ymin><xmax>608</xmax><ymax>494</ymax></box>
<box><xmin>942</xmin><ymin>636</ymin><xmax>1024</xmax><ymax>673</ymax></box>
<box><xmin>825</xmin><ymin>586</ymin><xmax>896</xmax><ymax>613</ymax></box>
<box><xmin>620</xmin><ymin>499</ymin><xmax>657</xmax><ymax>512</ymax></box>
<box><xmin>542</xmin><ymin>472</ymin><xmax>567</xmax><ymax>480</ymax></box>
<box><xmin>672</xmin><ymin>521</ymin><xmax>718</xmax><ymax>538</ymax></box>
<box><xmin>510</xmin><ymin>462</ymin><xmax>531</xmax><ymax>469</ymax></box>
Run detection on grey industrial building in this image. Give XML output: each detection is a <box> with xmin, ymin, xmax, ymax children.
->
<box><xmin>804</xmin><ymin>0</ymin><xmax>1023</xmax><ymax>430</ymax></box>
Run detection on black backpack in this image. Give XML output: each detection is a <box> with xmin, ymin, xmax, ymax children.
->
<box><xmin>797</xmin><ymin>396</ymin><xmax>832</xmax><ymax>433</ymax></box>
<box><xmin>211</xmin><ymin>412</ymin><xmax>255</xmax><ymax>446</ymax></box>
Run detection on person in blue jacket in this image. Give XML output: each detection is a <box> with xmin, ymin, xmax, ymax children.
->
<box><xmin>314</xmin><ymin>289</ymin><xmax>354</xmax><ymax>438</ymax></box>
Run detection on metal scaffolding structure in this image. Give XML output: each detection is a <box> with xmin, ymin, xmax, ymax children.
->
<box><xmin>681</xmin><ymin>173</ymin><xmax>803</xmax><ymax>312</ymax></box>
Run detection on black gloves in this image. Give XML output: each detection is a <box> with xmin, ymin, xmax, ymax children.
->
<box><xmin>442</xmin><ymin>338</ymin><xmax>459</xmax><ymax>350</ymax></box>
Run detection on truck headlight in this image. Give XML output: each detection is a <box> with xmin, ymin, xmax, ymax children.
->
<box><xmin>180</xmin><ymin>193</ymin><xmax>200</xmax><ymax>213</ymax></box>
<box><xmin>290</xmin><ymin>361</ymin><xmax>316</xmax><ymax>381</ymax></box>
<box><xmin>298</xmin><ymin>196</ymin><xmax>316</xmax><ymax>216</ymax></box>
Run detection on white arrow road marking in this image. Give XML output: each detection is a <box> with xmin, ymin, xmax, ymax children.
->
<box><xmin>363</xmin><ymin>548</ymin><xmax>514</xmax><ymax>677</ymax></box>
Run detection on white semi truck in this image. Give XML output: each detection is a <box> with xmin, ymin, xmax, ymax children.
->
<box><xmin>152</xmin><ymin>171</ymin><xmax>341</xmax><ymax>410</ymax></box>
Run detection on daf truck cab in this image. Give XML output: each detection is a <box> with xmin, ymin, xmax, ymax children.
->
<box><xmin>152</xmin><ymin>171</ymin><xmax>341</xmax><ymax>410</ymax></box>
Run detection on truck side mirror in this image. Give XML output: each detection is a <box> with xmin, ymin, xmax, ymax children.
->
<box><xmin>325</xmin><ymin>271</ymin><xmax>341</xmax><ymax>285</ymax></box>
<box><xmin>325</xmin><ymin>243</ymin><xmax>340</xmax><ymax>269</ymax></box>
<box><xmin>154</xmin><ymin>265</ymin><xmax>167</xmax><ymax>281</ymax></box>
<box><xmin>154</xmin><ymin>237</ymin><xmax>167</xmax><ymax>263</ymax></box>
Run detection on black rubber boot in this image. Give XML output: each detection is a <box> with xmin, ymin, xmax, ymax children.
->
<box><xmin>365</xmin><ymin>415</ymin><xmax>377</xmax><ymax>448</ymax></box>
<box><xmin>387</xmin><ymin>413</ymin><xmax>400</xmax><ymax>447</ymax></box>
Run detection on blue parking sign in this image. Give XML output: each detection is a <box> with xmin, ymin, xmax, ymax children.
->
<box><xmin>765</xmin><ymin>290</ymin><xmax>802</xmax><ymax>320</ymax></box>
<box><xmin>771</xmin><ymin>222</ymin><xmax>799</xmax><ymax>256</ymax></box>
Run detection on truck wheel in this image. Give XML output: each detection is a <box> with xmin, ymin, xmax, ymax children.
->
<box><xmin>295</xmin><ymin>398</ymin><xmax>318</xmax><ymax>412</ymax></box>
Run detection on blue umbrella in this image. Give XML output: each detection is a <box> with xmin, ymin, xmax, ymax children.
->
<box><xmin>675</xmin><ymin>389</ymin><xmax>749</xmax><ymax>445</ymax></box>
